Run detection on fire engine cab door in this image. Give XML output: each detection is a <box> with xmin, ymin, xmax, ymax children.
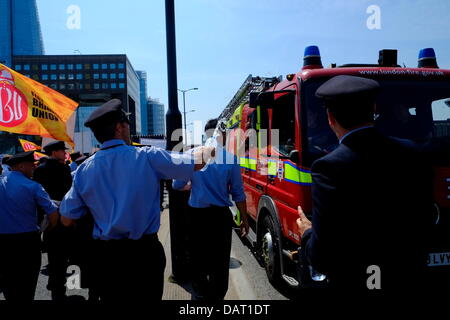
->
<box><xmin>266</xmin><ymin>85</ymin><xmax>309</xmax><ymax>244</ymax></box>
<box><xmin>242</xmin><ymin>108</ymin><xmax>267</xmax><ymax>220</ymax></box>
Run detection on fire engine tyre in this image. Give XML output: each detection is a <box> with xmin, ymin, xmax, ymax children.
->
<box><xmin>260</xmin><ymin>214</ymin><xmax>282</xmax><ymax>284</ymax></box>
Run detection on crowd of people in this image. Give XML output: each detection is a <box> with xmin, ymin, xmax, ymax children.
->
<box><xmin>0</xmin><ymin>99</ymin><xmax>240</xmax><ymax>302</ymax></box>
<box><xmin>0</xmin><ymin>75</ymin><xmax>444</xmax><ymax>302</ymax></box>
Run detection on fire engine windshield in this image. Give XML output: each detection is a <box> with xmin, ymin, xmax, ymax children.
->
<box><xmin>302</xmin><ymin>78</ymin><xmax>450</xmax><ymax>165</ymax></box>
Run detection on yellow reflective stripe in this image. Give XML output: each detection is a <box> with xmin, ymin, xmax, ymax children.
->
<box><xmin>240</xmin><ymin>158</ymin><xmax>312</xmax><ymax>185</ymax></box>
<box><xmin>248</xmin><ymin>158</ymin><xmax>257</xmax><ymax>170</ymax></box>
<box><xmin>239</xmin><ymin>157</ymin><xmax>256</xmax><ymax>170</ymax></box>
<box><xmin>284</xmin><ymin>162</ymin><xmax>312</xmax><ymax>185</ymax></box>
<box><xmin>239</xmin><ymin>157</ymin><xmax>248</xmax><ymax>169</ymax></box>
<box><xmin>268</xmin><ymin>160</ymin><xmax>277</xmax><ymax>176</ymax></box>
<box><xmin>229</xmin><ymin>103</ymin><xmax>245</xmax><ymax>127</ymax></box>
<box><xmin>256</xmin><ymin>106</ymin><xmax>261</xmax><ymax>131</ymax></box>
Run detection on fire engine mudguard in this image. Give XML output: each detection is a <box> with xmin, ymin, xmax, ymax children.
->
<box><xmin>257</xmin><ymin>195</ymin><xmax>285</xmax><ymax>285</ymax></box>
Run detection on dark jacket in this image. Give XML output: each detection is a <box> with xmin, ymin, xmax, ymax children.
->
<box><xmin>33</xmin><ymin>158</ymin><xmax>73</xmax><ymax>201</ymax></box>
<box><xmin>301</xmin><ymin>127</ymin><xmax>434</xmax><ymax>290</ymax></box>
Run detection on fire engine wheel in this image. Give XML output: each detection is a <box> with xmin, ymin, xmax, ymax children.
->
<box><xmin>260</xmin><ymin>215</ymin><xmax>281</xmax><ymax>284</ymax></box>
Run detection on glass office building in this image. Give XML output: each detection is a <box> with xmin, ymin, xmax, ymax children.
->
<box><xmin>0</xmin><ymin>0</ymin><xmax>44</xmax><ymax>66</ymax></box>
<box><xmin>147</xmin><ymin>98</ymin><xmax>166</xmax><ymax>136</ymax></box>
<box><xmin>0</xmin><ymin>0</ymin><xmax>44</xmax><ymax>154</ymax></box>
<box><xmin>136</xmin><ymin>71</ymin><xmax>149</xmax><ymax>135</ymax></box>
<box><xmin>12</xmin><ymin>54</ymin><xmax>142</xmax><ymax>153</ymax></box>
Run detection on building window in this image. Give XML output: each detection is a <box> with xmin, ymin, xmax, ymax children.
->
<box><xmin>102</xmin><ymin>83</ymin><xmax>108</xmax><ymax>89</ymax></box>
<box><xmin>110</xmin><ymin>63</ymin><xmax>116</xmax><ymax>69</ymax></box>
<box><xmin>59</xmin><ymin>74</ymin><xmax>66</xmax><ymax>80</ymax></box>
<box><xmin>67</xmin><ymin>83</ymin><xmax>75</xmax><ymax>90</ymax></box>
<box><xmin>85</xmin><ymin>83</ymin><xmax>91</xmax><ymax>89</ymax></box>
<box><xmin>41</xmin><ymin>64</ymin><xmax>48</xmax><ymax>70</ymax></box>
<box><xmin>32</xmin><ymin>65</ymin><xmax>39</xmax><ymax>71</ymax></box>
<box><xmin>51</xmin><ymin>74</ymin><xmax>57</xmax><ymax>80</ymax></box>
<box><xmin>93</xmin><ymin>64</ymin><xmax>99</xmax><ymax>70</ymax></box>
<box><xmin>84</xmin><ymin>64</ymin><xmax>90</xmax><ymax>70</ymax></box>
<box><xmin>42</xmin><ymin>74</ymin><xmax>48</xmax><ymax>80</ymax></box>
<box><xmin>68</xmin><ymin>74</ymin><xmax>74</xmax><ymax>80</ymax></box>
<box><xmin>59</xmin><ymin>64</ymin><xmax>65</xmax><ymax>70</ymax></box>
<box><xmin>32</xmin><ymin>75</ymin><xmax>39</xmax><ymax>80</ymax></box>
<box><xmin>59</xmin><ymin>84</ymin><xmax>66</xmax><ymax>90</ymax></box>
<box><xmin>118</xmin><ymin>73</ymin><xmax>125</xmax><ymax>79</ymax></box>
<box><xmin>118</xmin><ymin>63</ymin><xmax>125</xmax><ymax>69</ymax></box>
<box><xmin>101</xmin><ymin>63</ymin><xmax>108</xmax><ymax>69</ymax></box>
<box><xmin>77</xmin><ymin>83</ymin><xmax>83</xmax><ymax>89</ymax></box>
<box><xmin>119</xmin><ymin>83</ymin><xmax>125</xmax><ymax>89</ymax></box>
<box><xmin>93</xmin><ymin>73</ymin><xmax>99</xmax><ymax>80</ymax></box>
<box><xmin>102</xmin><ymin>73</ymin><xmax>108</xmax><ymax>79</ymax></box>
<box><xmin>24</xmin><ymin>64</ymin><xmax>30</xmax><ymax>71</ymax></box>
<box><xmin>50</xmin><ymin>83</ymin><xmax>57</xmax><ymax>89</ymax></box>
<box><xmin>111</xmin><ymin>83</ymin><xmax>117</xmax><ymax>89</ymax></box>
<box><xmin>85</xmin><ymin>74</ymin><xmax>91</xmax><ymax>80</ymax></box>
<box><xmin>76</xmin><ymin>74</ymin><xmax>83</xmax><ymax>80</ymax></box>
<box><xmin>94</xmin><ymin>83</ymin><xmax>100</xmax><ymax>89</ymax></box>
<box><xmin>76</xmin><ymin>64</ymin><xmax>82</xmax><ymax>70</ymax></box>
<box><xmin>15</xmin><ymin>65</ymin><xmax>22</xmax><ymax>71</ymax></box>
<box><xmin>110</xmin><ymin>73</ymin><xmax>116</xmax><ymax>79</ymax></box>
<box><xmin>67</xmin><ymin>64</ymin><xmax>74</xmax><ymax>70</ymax></box>
<box><xmin>50</xmin><ymin>64</ymin><xmax>57</xmax><ymax>70</ymax></box>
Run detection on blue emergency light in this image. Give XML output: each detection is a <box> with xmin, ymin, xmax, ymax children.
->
<box><xmin>304</xmin><ymin>45</ymin><xmax>320</xmax><ymax>58</ymax></box>
<box><xmin>418</xmin><ymin>48</ymin><xmax>438</xmax><ymax>68</ymax></box>
<box><xmin>303</xmin><ymin>45</ymin><xmax>323</xmax><ymax>69</ymax></box>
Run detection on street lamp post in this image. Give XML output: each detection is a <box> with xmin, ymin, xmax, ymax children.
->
<box><xmin>178</xmin><ymin>88</ymin><xmax>198</xmax><ymax>141</ymax></box>
<box><xmin>165</xmin><ymin>0</ymin><xmax>190</xmax><ymax>283</ymax></box>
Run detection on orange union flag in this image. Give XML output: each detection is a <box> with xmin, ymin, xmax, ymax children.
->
<box><xmin>0</xmin><ymin>64</ymin><xmax>78</xmax><ymax>146</ymax></box>
<box><xmin>19</xmin><ymin>138</ymin><xmax>41</xmax><ymax>152</ymax></box>
<box><xmin>34</xmin><ymin>152</ymin><xmax>47</xmax><ymax>161</ymax></box>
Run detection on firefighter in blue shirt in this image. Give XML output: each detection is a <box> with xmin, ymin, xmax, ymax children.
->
<box><xmin>33</xmin><ymin>140</ymin><xmax>73</xmax><ymax>301</ymax></box>
<box><xmin>0</xmin><ymin>151</ymin><xmax>59</xmax><ymax>301</ymax></box>
<box><xmin>173</xmin><ymin>118</ymin><xmax>249</xmax><ymax>300</ymax></box>
<box><xmin>60</xmin><ymin>99</ymin><xmax>213</xmax><ymax>301</ymax></box>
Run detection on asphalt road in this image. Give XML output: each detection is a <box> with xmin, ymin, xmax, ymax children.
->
<box><xmin>229</xmin><ymin>228</ymin><xmax>292</xmax><ymax>300</ymax></box>
<box><xmin>0</xmin><ymin>252</ymin><xmax>88</xmax><ymax>301</ymax></box>
<box><xmin>0</xmin><ymin>231</ymin><xmax>290</xmax><ymax>301</ymax></box>
<box><xmin>1</xmin><ymin>216</ymin><xmax>290</xmax><ymax>301</ymax></box>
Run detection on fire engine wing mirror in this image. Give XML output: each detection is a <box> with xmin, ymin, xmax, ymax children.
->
<box><xmin>289</xmin><ymin>150</ymin><xmax>299</xmax><ymax>163</ymax></box>
<box><xmin>249</xmin><ymin>92</ymin><xmax>259</xmax><ymax>108</ymax></box>
<box><xmin>249</xmin><ymin>90</ymin><xmax>295</xmax><ymax>108</ymax></box>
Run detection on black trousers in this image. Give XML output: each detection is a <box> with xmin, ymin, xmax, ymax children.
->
<box><xmin>0</xmin><ymin>232</ymin><xmax>41</xmax><ymax>301</ymax></box>
<box><xmin>70</xmin><ymin>213</ymin><xmax>96</xmax><ymax>297</ymax></box>
<box><xmin>188</xmin><ymin>206</ymin><xmax>233</xmax><ymax>300</ymax></box>
<box><xmin>91</xmin><ymin>233</ymin><xmax>166</xmax><ymax>301</ymax></box>
<box><xmin>44</xmin><ymin>224</ymin><xmax>73</xmax><ymax>297</ymax></box>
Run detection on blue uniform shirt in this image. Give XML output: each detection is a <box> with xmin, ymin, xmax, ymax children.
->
<box><xmin>0</xmin><ymin>171</ymin><xmax>57</xmax><ymax>234</ymax></box>
<box><xmin>60</xmin><ymin>139</ymin><xmax>196</xmax><ymax>240</ymax></box>
<box><xmin>173</xmin><ymin>145</ymin><xmax>246</xmax><ymax>208</ymax></box>
<box><xmin>69</xmin><ymin>162</ymin><xmax>78</xmax><ymax>172</ymax></box>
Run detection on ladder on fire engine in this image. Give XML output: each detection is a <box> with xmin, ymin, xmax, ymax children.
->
<box><xmin>219</xmin><ymin>74</ymin><xmax>282</xmax><ymax>123</ymax></box>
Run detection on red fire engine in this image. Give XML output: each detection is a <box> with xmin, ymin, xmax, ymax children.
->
<box><xmin>220</xmin><ymin>46</ymin><xmax>450</xmax><ymax>288</ymax></box>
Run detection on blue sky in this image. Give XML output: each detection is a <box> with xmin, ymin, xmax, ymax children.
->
<box><xmin>36</xmin><ymin>0</ymin><xmax>450</xmax><ymax>133</ymax></box>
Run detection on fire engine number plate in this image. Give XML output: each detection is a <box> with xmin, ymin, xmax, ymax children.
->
<box><xmin>427</xmin><ymin>252</ymin><xmax>450</xmax><ymax>267</ymax></box>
